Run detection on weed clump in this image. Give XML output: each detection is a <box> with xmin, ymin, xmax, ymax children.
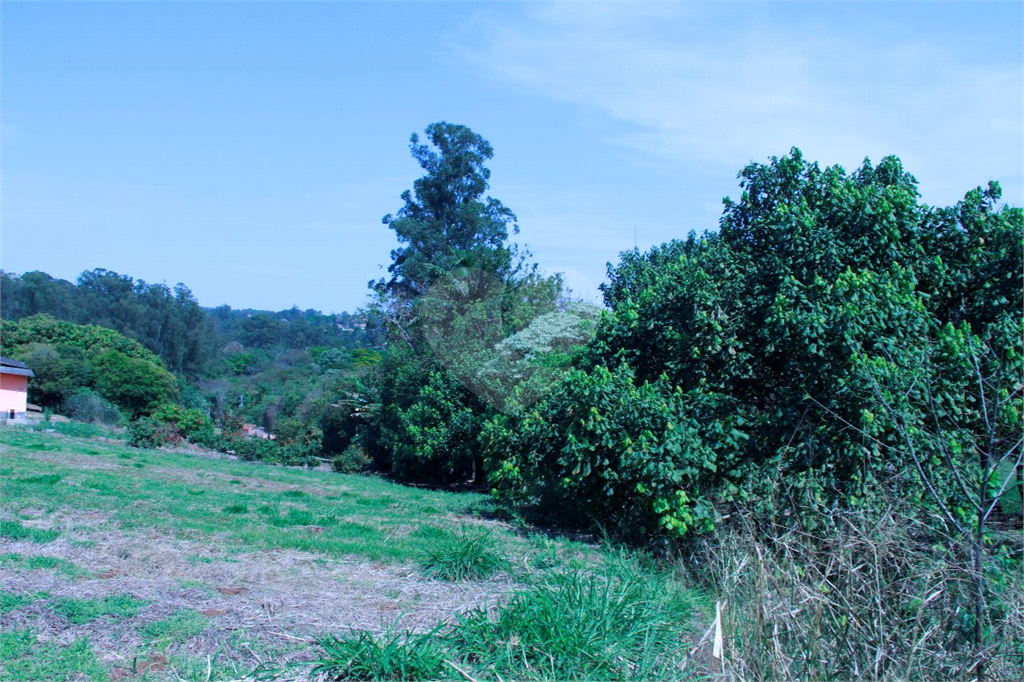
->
<box><xmin>0</xmin><ymin>520</ymin><xmax>58</xmax><ymax>544</ymax></box>
<box><xmin>0</xmin><ymin>554</ymin><xmax>90</xmax><ymax>579</ymax></box>
<box><xmin>0</xmin><ymin>629</ymin><xmax>106</xmax><ymax>681</ymax></box>
<box><xmin>312</xmin><ymin>626</ymin><xmax>450</xmax><ymax>681</ymax></box>
<box><xmin>51</xmin><ymin>594</ymin><xmax>147</xmax><ymax>624</ymax></box>
<box><xmin>141</xmin><ymin>610</ymin><xmax>209</xmax><ymax>645</ymax></box>
<box><xmin>0</xmin><ymin>591</ymin><xmax>49</xmax><ymax>615</ymax></box>
<box><xmin>419</xmin><ymin>525</ymin><xmax>506</xmax><ymax>582</ymax></box>
<box><xmin>317</xmin><ymin>546</ymin><xmax>700</xmax><ymax>681</ymax></box>
<box><xmin>451</xmin><ymin>548</ymin><xmax>697</xmax><ymax>680</ymax></box>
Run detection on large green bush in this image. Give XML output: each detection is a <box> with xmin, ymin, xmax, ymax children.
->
<box><xmin>9</xmin><ymin>343</ymin><xmax>91</xmax><ymax>408</ymax></box>
<box><xmin>60</xmin><ymin>389</ymin><xmax>123</xmax><ymax>425</ymax></box>
<box><xmin>128</xmin><ymin>416</ymin><xmax>182</xmax><ymax>449</ymax></box>
<box><xmin>2</xmin><ymin>316</ymin><xmax>179</xmax><ymax>416</ymax></box>
<box><xmin>90</xmin><ymin>350</ymin><xmax>178</xmax><ymax>416</ymax></box>
<box><xmin>149</xmin><ymin>403</ymin><xmax>214</xmax><ymax>440</ymax></box>
<box><xmin>488</xmin><ymin>365</ymin><xmax>739</xmax><ymax>536</ymax></box>
<box><xmin>488</xmin><ymin>150</ymin><xmax>1023</xmax><ymax>539</ymax></box>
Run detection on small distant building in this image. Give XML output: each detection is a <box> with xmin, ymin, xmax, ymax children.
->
<box><xmin>0</xmin><ymin>357</ymin><xmax>35</xmax><ymax>420</ymax></box>
<box><xmin>241</xmin><ymin>423</ymin><xmax>273</xmax><ymax>440</ymax></box>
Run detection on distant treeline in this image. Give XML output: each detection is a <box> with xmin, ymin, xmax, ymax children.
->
<box><xmin>0</xmin><ymin>269</ymin><xmax>379</xmax><ymax>375</ymax></box>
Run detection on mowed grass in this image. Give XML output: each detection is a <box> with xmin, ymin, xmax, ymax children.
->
<box><xmin>0</xmin><ymin>427</ymin><xmax>523</xmax><ymax>565</ymax></box>
<box><xmin>1</xmin><ymin>425</ymin><xmax>708</xmax><ymax>680</ymax></box>
<box><xmin>0</xmin><ymin>629</ymin><xmax>107</xmax><ymax>682</ymax></box>
<box><xmin>0</xmin><ymin>426</ymin><xmax>537</xmax><ymax>680</ymax></box>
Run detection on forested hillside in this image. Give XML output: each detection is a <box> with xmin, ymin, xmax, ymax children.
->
<box><xmin>0</xmin><ymin>269</ymin><xmax>378</xmax><ymax>376</ymax></box>
<box><xmin>0</xmin><ymin>269</ymin><xmax>381</xmax><ymax>468</ymax></box>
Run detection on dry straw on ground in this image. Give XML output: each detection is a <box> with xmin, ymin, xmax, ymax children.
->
<box><xmin>1</xmin><ymin>522</ymin><xmax>514</xmax><ymax>676</ymax></box>
<box><xmin>692</xmin><ymin>503</ymin><xmax>1024</xmax><ymax>682</ymax></box>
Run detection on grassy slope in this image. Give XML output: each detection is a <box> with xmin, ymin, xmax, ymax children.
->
<box><xmin>7</xmin><ymin>425</ymin><xmax>689</xmax><ymax>681</ymax></box>
<box><xmin>3</xmin><ymin>423</ymin><xmax>1018</xmax><ymax>681</ymax></box>
<box><xmin>0</xmin><ymin>426</ymin><xmax>530</xmax><ymax>565</ymax></box>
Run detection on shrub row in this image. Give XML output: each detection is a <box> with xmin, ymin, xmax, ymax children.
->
<box><xmin>127</xmin><ymin>403</ymin><xmax>323</xmax><ymax>467</ymax></box>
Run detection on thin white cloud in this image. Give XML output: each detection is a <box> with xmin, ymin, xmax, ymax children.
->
<box><xmin>459</xmin><ymin>2</ymin><xmax>1023</xmax><ymax>206</ymax></box>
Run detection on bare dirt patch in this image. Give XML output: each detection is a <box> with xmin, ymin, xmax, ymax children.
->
<box><xmin>1</xmin><ymin>525</ymin><xmax>514</xmax><ymax>676</ymax></box>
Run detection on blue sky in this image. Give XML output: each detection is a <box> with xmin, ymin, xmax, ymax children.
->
<box><xmin>2</xmin><ymin>1</ymin><xmax>1021</xmax><ymax>313</ymax></box>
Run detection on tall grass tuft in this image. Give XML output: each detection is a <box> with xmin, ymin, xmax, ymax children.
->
<box><xmin>318</xmin><ymin>545</ymin><xmax>702</xmax><ymax>681</ymax></box>
<box><xmin>419</xmin><ymin>525</ymin><xmax>506</xmax><ymax>581</ymax></box>
<box><xmin>451</xmin><ymin>546</ymin><xmax>699</xmax><ymax>680</ymax></box>
<box><xmin>311</xmin><ymin>626</ymin><xmax>450</xmax><ymax>681</ymax></box>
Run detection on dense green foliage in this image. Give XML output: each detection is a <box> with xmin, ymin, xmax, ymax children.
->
<box><xmin>2</xmin><ymin>315</ymin><xmax>178</xmax><ymax>416</ymax></box>
<box><xmin>90</xmin><ymin>349</ymin><xmax>179</xmax><ymax>416</ymax></box>
<box><xmin>363</xmin><ymin>123</ymin><xmax>595</xmax><ymax>486</ymax></box>
<box><xmin>1</xmin><ymin>268</ymin><xmax>379</xmax><ymax>375</ymax></box>
<box><xmin>1</xmin><ymin>269</ymin><xmax>213</xmax><ymax>374</ymax></box>
<box><xmin>469</xmin><ymin>150</ymin><xmax>1022</xmax><ymax>676</ymax></box>
<box><xmin>2</xmin><ymin>313</ymin><xmax>164</xmax><ymax>362</ymax></box>
<box><xmin>488</xmin><ymin>150</ymin><xmax>1023</xmax><ymax>538</ymax></box>
<box><xmin>207</xmin><ymin>304</ymin><xmax>380</xmax><ymax>356</ymax></box>
<box><xmin>1</xmin><ymin>270</ymin><xmax>379</xmax><ymax>462</ymax></box>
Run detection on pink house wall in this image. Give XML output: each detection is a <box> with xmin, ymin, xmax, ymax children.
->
<box><xmin>0</xmin><ymin>374</ymin><xmax>29</xmax><ymax>414</ymax></box>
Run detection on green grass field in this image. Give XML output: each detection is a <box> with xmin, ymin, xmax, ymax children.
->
<box><xmin>0</xmin><ymin>426</ymin><xmax>526</xmax><ymax>564</ymax></box>
<box><xmin>1</xmin><ymin>425</ymin><xmax>706</xmax><ymax>681</ymax></box>
<box><xmin>7</xmin><ymin>424</ymin><xmax>1016</xmax><ymax>680</ymax></box>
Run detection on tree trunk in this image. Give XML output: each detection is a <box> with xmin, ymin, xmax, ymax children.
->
<box><xmin>974</xmin><ymin>471</ymin><xmax>987</xmax><ymax>682</ymax></box>
<box><xmin>973</xmin><ymin>537</ymin><xmax>985</xmax><ymax>681</ymax></box>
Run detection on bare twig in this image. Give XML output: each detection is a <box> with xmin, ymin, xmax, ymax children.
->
<box><xmin>445</xmin><ymin>659</ymin><xmax>481</xmax><ymax>682</ymax></box>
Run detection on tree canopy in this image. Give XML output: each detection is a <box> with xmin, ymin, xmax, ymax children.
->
<box><xmin>376</xmin><ymin>122</ymin><xmax>521</xmax><ymax>299</ymax></box>
<box><xmin>365</xmin><ymin>123</ymin><xmax>573</xmax><ymax>485</ymax></box>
